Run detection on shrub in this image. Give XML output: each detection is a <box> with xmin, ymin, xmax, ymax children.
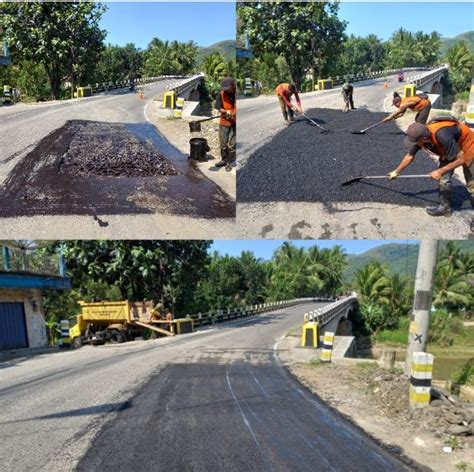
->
<box><xmin>451</xmin><ymin>359</ymin><xmax>474</xmax><ymax>386</ymax></box>
<box><xmin>428</xmin><ymin>309</ymin><xmax>465</xmax><ymax>347</ymax></box>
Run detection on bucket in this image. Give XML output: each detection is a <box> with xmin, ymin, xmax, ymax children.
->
<box><xmin>189</xmin><ymin>138</ymin><xmax>209</xmax><ymax>162</ymax></box>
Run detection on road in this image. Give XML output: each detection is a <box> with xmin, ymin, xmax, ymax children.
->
<box><xmin>0</xmin><ymin>302</ymin><xmax>408</xmax><ymax>472</ymax></box>
<box><xmin>0</xmin><ymin>80</ymin><xmax>235</xmax><ymax>238</ymax></box>
<box><xmin>237</xmin><ymin>73</ymin><xmax>472</xmax><ymax>239</ymax></box>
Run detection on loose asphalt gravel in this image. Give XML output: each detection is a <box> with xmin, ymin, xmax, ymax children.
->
<box><xmin>237</xmin><ymin>107</ymin><xmax>469</xmax><ymax>210</ymax></box>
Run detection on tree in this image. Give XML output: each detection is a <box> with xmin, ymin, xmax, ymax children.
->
<box><xmin>238</xmin><ymin>1</ymin><xmax>346</xmax><ymax>88</ymax></box>
<box><xmin>0</xmin><ymin>2</ymin><xmax>107</xmax><ymax>99</ymax></box>
<box><xmin>444</xmin><ymin>41</ymin><xmax>473</xmax><ymax>96</ymax></box>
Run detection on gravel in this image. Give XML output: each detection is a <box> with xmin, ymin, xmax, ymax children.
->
<box><xmin>237</xmin><ymin>107</ymin><xmax>470</xmax><ymax>210</ymax></box>
<box><xmin>60</xmin><ymin>121</ymin><xmax>177</xmax><ymax>177</ymax></box>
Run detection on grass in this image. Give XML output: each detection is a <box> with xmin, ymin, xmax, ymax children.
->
<box><xmin>308</xmin><ymin>359</ymin><xmax>323</xmax><ymax>368</ymax></box>
<box><xmin>455</xmin><ymin>461</ymin><xmax>468</xmax><ymax>471</ymax></box>
<box><xmin>374</xmin><ymin>328</ymin><xmax>408</xmax><ymax>346</ymax></box>
<box><xmin>355</xmin><ymin>361</ymin><xmax>378</xmax><ymax>372</ymax></box>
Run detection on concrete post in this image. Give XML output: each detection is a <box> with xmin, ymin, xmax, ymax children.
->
<box><xmin>379</xmin><ymin>350</ymin><xmax>396</xmax><ymax>370</ymax></box>
<box><xmin>404</xmin><ymin>240</ymin><xmax>439</xmax><ymax>375</ymax></box>
<box><xmin>3</xmin><ymin>246</ymin><xmax>10</xmax><ymax>271</ymax></box>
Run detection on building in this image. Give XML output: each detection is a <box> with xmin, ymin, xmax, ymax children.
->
<box><xmin>0</xmin><ymin>27</ymin><xmax>11</xmax><ymax>66</ymax></box>
<box><xmin>0</xmin><ymin>246</ymin><xmax>71</xmax><ymax>350</ymax></box>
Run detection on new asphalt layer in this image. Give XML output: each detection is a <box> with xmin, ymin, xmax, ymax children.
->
<box><xmin>238</xmin><ymin>108</ymin><xmax>469</xmax><ymax>210</ymax></box>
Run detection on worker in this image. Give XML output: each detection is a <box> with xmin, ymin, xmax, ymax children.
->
<box><xmin>383</xmin><ymin>91</ymin><xmax>431</xmax><ymax>125</ymax></box>
<box><xmin>388</xmin><ymin>116</ymin><xmax>474</xmax><ymax>227</ymax></box>
<box><xmin>214</xmin><ymin>76</ymin><xmax>236</xmax><ymax>171</ymax></box>
<box><xmin>275</xmin><ymin>82</ymin><xmax>303</xmax><ymax>124</ymax></box>
<box><xmin>342</xmin><ymin>81</ymin><xmax>355</xmax><ymax>111</ymax></box>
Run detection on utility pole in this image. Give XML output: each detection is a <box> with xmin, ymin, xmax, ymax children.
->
<box><xmin>404</xmin><ymin>240</ymin><xmax>439</xmax><ymax>374</ymax></box>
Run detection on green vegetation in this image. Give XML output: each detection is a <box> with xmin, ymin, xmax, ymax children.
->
<box><xmin>0</xmin><ymin>3</ymin><xmax>235</xmax><ymax>102</ymax></box>
<box><xmin>237</xmin><ymin>2</ymin><xmax>473</xmax><ymax>98</ymax></box>
<box><xmin>352</xmin><ymin>242</ymin><xmax>473</xmax><ymax>343</ymax></box>
<box><xmin>451</xmin><ymin>359</ymin><xmax>474</xmax><ymax>386</ymax></box>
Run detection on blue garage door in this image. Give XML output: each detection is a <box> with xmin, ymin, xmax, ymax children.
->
<box><xmin>0</xmin><ymin>302</ymin><xmax>28</xmax><ymax>350</ymax></box>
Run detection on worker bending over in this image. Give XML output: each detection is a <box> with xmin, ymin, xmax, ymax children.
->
<box><xmin>383</xmin><ymin>91</ymin><xmax>431</xmax><ymax>125</ymax></box>
<box><xmin>276</xmin><ymin>82</ymin><xmax>303</xmax><ymax>124</ymax></box>
<box><xmin>215</xmin><ymin>76</ymin><xmax>236</xmax><ymax>171</ymax></box>
<box><xmin>342</xmin><ymin>81</ymin><xmax>355</xmax><ymax>111</ymax></box>
<box><xmin>388</xmin><ymin>116</ymin><xmax>474</xmax><ymax>227</ymax></box>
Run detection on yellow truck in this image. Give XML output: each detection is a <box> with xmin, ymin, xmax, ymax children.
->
<box><xmin>69</xmin><ymin>300</ymin><xmax>193</xmax><ymax>348</ymax></box>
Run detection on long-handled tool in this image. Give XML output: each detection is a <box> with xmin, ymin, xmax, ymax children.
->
<box><xmin>342</xmin><ymin>174</ymin><xmax>430</xmax><ymax>186</ymax></box>
<box><xmin>189</xmin><ymin>115</ymin><xmax>222</xmax><ymax>133</ymax></box>
<box><xmin>350</xmin><ymin>120</ymin><xmax>385</xmax><ymax>135</ymax></box>
<box><xmin>300</xmin><ymin>112</ymin><xmax>330</xmax><ymax>134</ymax></box>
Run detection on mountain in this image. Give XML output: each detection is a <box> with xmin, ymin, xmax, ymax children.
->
<box><xmin>440</xmin><ymin>31</ymin><xmax>474</xmax><ymax>57</ymax></box>
<box><xmin>344</xmin><ymin>241</ymin><xmax>474</xmax><ymax>282</ymax></box>
<box><xmin>197</xmin><ymin>40</ymin><xmax>235</xmax><ymax>64</ymax></box>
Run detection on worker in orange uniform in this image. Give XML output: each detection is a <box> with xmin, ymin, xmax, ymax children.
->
<box><xmin>388</xmin><ymin>116</ymin><xmax>474</xmax><ymax>229</ymax></box>
<box><xmin>276</xmin><ymin>82</ymin><xmax>303</xmax><ymax>124</ymax></box>
<box><xmin>215</xmin><ymin>76</ymin><xmax>236</xmax><ymax>171</ymax></box>
<box><xmin>383</xmin><ymin>91</ymin><xmax>432</xmax><ymax>125</ymax></box>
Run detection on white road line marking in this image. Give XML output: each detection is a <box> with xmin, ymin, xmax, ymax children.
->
<box><xmin>144</xmin><ymin>101</ymin><xmax>152</xmax><ymax>123</ymax></box>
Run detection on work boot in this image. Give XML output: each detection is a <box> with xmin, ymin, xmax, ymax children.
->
<box><xmin>225</xmin><ymin>163</ymin><xmax>232</xmax><ymax>172</ymax></box>
<box><xmin>215</xmin><ymin>160</ymin><xmax>227</xmax><ymax>168</ymax></box>
<box><xmin>426</xmin><ymin>189</ymin><xmax>452</xmax><ymax>217</ymax></box>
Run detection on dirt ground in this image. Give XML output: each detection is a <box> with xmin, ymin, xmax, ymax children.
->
<box><xmin>288</xmin><ymin>361</ymin><xmax>474</xmax><ymax>472</ymax></box>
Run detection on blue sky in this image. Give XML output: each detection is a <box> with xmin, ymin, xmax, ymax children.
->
<box><xmin>101</xmin><ymin>2</ymin><xmax>236</xmax><ymax>49</ymax></box>
<box><xmin>209</xmin><ymin>240</ymin><xmax>418</xmax><ymax>260</ymax></box>
<box><xmin>338</xmin><ymin>2</ymin><xmax>474</xmax><ymax>40</ymax></box>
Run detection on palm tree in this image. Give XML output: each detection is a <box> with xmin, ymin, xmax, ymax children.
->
<box><xmin>434</xmin><ymin>264</ymin><xmax>470</xmax><ymax>310</ymax></box>
<box><xmin>353</xmin><ymin>261</ymin><xmax>390</xmax><ymax>304</ymax></box>
<box><xmin>445</xmin><ymin>41</ymin><xmax>473</xmax><ymax>76</ymax></box>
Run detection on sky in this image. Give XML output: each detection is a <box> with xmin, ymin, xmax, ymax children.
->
<box><xmin>209</xmin><ymin>240</ymin><xmax>418</xmax><ymax>260</ymax></box>
<box><xmin>101</xmin><ymin>2</ymin><xmax>236</xmax><ymax>49</ymax></box>
<box><xmin>338</xmin><ymin>2</ymin><xmax>474</xmax><ymax>40</ymax></box>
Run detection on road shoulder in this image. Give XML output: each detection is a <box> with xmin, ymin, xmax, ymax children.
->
<box><xmin>276</xmin><ymin>334</ymin><xmax>474</xmax><ymax>472</ymax></box>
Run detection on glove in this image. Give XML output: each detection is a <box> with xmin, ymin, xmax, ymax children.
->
<box><xmin>225</xmin><ymin>111</ymin><xmax>233</xmax><ymax>119</ymax></box>
<box><xmin>387</xmin><ymin>170</ymin><xmax>399</xmax><ymax>180</ymax></box>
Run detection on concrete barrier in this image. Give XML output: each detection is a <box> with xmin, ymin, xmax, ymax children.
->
<box><xmin>301</xmin><ymin>322</ymin><xmax>319</xmax><ymax>348</ymax></box>
<box><xmin>320</xmin><ymin>331</ymin><xmax>335</xmax><ymax>362</ymax></box>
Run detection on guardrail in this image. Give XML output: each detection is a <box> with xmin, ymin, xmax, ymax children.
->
<box><xmin>166</xmin><ymin>73</ymin><xmax>204</xmax><ymax>95</ymax></box>
<box><xmin>187</xmin><ymin>296</ymin><xmax>335</xmax><ymax>328</ymax></box>
<box><xmin>317</xmin><ymin>66</ymin><xmax>446</xmax><ymax>88</ymax></box>
<box><xmin>407</xmin><ymin>65</ymin><xmax>448</xmax><ymax>88</ymax></box>
<box><xmin>83</xmin><ymin>75</ymin><xmax>189</xmax><ymax>95</ymax></box>
<box><xmin>306</xmin><ymin>295</ymin><xmax>358</xmax><ymax>326</ymax></box>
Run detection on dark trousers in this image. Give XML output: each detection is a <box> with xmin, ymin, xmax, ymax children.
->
<box><xmin>219</xmin><ymin>124</ymin><xmax>236</xmax><ymax>163</ymax></box>
<box><xmin>343</xmin><ymin>91</ymin><xmax>354</xmax><ymax>109</ymax></box>
<box><xmin>278</xmin><ymin>96</ymin><xmax>294</xmax><ymax>122</ymax></box>
<box><xmin>415</xmin><ymin>104</ymin><xmax>431</xmax><ymax>124</ymax></box>
<box><xmin>439</xmin><ymin>159</ymin><xmax>474</xmax><ymax>204</ymax></box>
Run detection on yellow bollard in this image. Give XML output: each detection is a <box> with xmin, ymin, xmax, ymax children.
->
<box><xmin>320</xmin><ymin>331</ymin><xmax>335</xmax><ymax>362</ymax></box>
<box><xmin>174</xmin><ymin>97</ymin><xmax>185</xmax><ymax>118</ymax></box>
<box><xmin>301</xmin><ymin>322</ymin><xmax>319</xmax><ymax>348</ymax></box>
<box><xmin>409</xmin><ymin>352</ymin><xmax>433</xmax><ymax>409</ymax></box>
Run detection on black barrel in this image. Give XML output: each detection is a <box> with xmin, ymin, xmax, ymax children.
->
<box><xmin>189</xmin><ymin>138</ymin><xmax>209</xmax><ymax>162</ymax></box>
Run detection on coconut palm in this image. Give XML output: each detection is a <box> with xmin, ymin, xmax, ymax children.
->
<box><xmin>445</xmin><ymin>41</ymin><xmax>473</xmax><ymax>76</ymax></box>
<box><xmin>353</xmin><ymin>261</ymin><xmax>390</xmax><ymax>304</ymax></box>
<box><xmin>434</xmin><ymin>264</ymin><xmax>471</xmax><ymax>310</ymax></box>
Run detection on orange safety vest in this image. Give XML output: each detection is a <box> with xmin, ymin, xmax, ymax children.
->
<box><xmin>401</xmin><ymin>95</ymin><xmax>430</xmax><ymax>111</ymax></box>
<box><xmin>220</xmin><ymin>91</ymin><xmax>236</xmax><ymax>127</ymax></box>
<box><xmin>275</xmin><ymin>83</ymin><xmax>291</xmax><ymax>97</ymax></box>
<box><xmin>426</xmin><ymin>120</ymin><xmax>474</xmax><ymax>167</ymax></box>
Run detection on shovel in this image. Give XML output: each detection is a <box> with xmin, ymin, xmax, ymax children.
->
<box><xmin>351</xmin><ymin>120</ymin><xmax>385</xmax><ymax>135</ymax></box>
<box><xmin>300</xmin><ymin>113</ymin><xmax>330</xmax><ymax>134</ymax></box>
<box><xmin>189</xmin><ymin>115</ymin><xmax>222</xmax><ymax>133</ymax></box>
<box><xmin>342</xmin><ymin>174</ymin><xmax>430</xmax><ymax>186</ymax></box>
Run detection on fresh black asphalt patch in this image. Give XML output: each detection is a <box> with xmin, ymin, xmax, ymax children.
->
<box><xmin>238</xmin><ymin>108</ymin><xmax>470</xmax><ymax>210</ymax></box>
<box><xmin>0</xmin><ymin>120</ymin><xmax>234</xmax><ymax>218</ymax></box>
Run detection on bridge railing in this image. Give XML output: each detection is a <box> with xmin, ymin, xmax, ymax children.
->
<box><xmin>316</xmin><ymin>66</ymin><xmax>443</xmax><ymax>89</ymax></box>
<box><xmin>187</xmin><ymin>296</ymin><xmax>334</xmax><ymax>328</ymax></box>
<box><xmin>306</xmin><ymin>295</ymin><xmax>358</xmax><ymax>326</ymax></box>
<box><xmin>84</xmin><ymin>75</ymin><xmax>188</xmax><ymax>95</ymax></box>
<box><xmin>166</xmin><ymin>73</ymin><xmax>204</xmax><ymax>95</ymax></box>
<box><xmin>406</xmin><ymin>65</ymin><xmax>448</xmax><ymax>88</ymax></box>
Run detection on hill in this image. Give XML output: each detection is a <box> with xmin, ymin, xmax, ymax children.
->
<box><xmin>440</xmin><ymin>31</ymin><xmax>474</xmax><ymax>57</ymax></box>
<box><xmin>344</xmin><ymin>241</ymin><xmax>474</xmax><ymax>282</ymax></box>
<box><xmin>197</xmin><ymin>40</ymin><xmax>235</xmax><ymax>64</ymax></box>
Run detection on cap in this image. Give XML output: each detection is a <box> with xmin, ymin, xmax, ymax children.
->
<box><xmin>403</xmin><ymin>122</ymin><xmax>430</xmax><ymax>149</ymax></box>
<box><xmin>221</xmin><ymin>77</ymin><xmax>235</xmax><ymax>91</ymax></box>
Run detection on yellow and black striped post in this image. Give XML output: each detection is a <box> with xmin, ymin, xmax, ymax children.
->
<box><xmin>409</xmin><ymin>352</ymin><xmax>433</xmax><ymax>409</ymax></box>
<box><xmin>58</xmin><ymin>319</ymin><xmax>71</xmax><ymax>348</ymax></box>
<box><xmin>175</xmin><ymin>97</ymin><xmax>185</xmax><ymax>118</ymax></box>
<box><xmin>320</xmin><ymin>331</ymin><xmax>335</xmax><ymax>362</ymax></box>
<box><xmin>301</xmin><ymin>322</ymin><xmax>318</xmax><ymax>348</ymax></box>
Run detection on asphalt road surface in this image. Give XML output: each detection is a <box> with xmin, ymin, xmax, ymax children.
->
<box><xmin>0</xmin><ymin>79</ymin><xmax>235</xmax><ymax>234</ymax></box>
<box><xmin>1</xmin><ymin>303</ymin><xmax>409</xmax><ymax>472</ymax></box>
<box><xmin>237</xmin><ymin>72</ymin><xmax>472</xmax><ymax>239</ymax></box>
<box><xmin>238</xmin><ymin>107</ymin><xmax>469</xmax><ymax>209</ymax></box>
